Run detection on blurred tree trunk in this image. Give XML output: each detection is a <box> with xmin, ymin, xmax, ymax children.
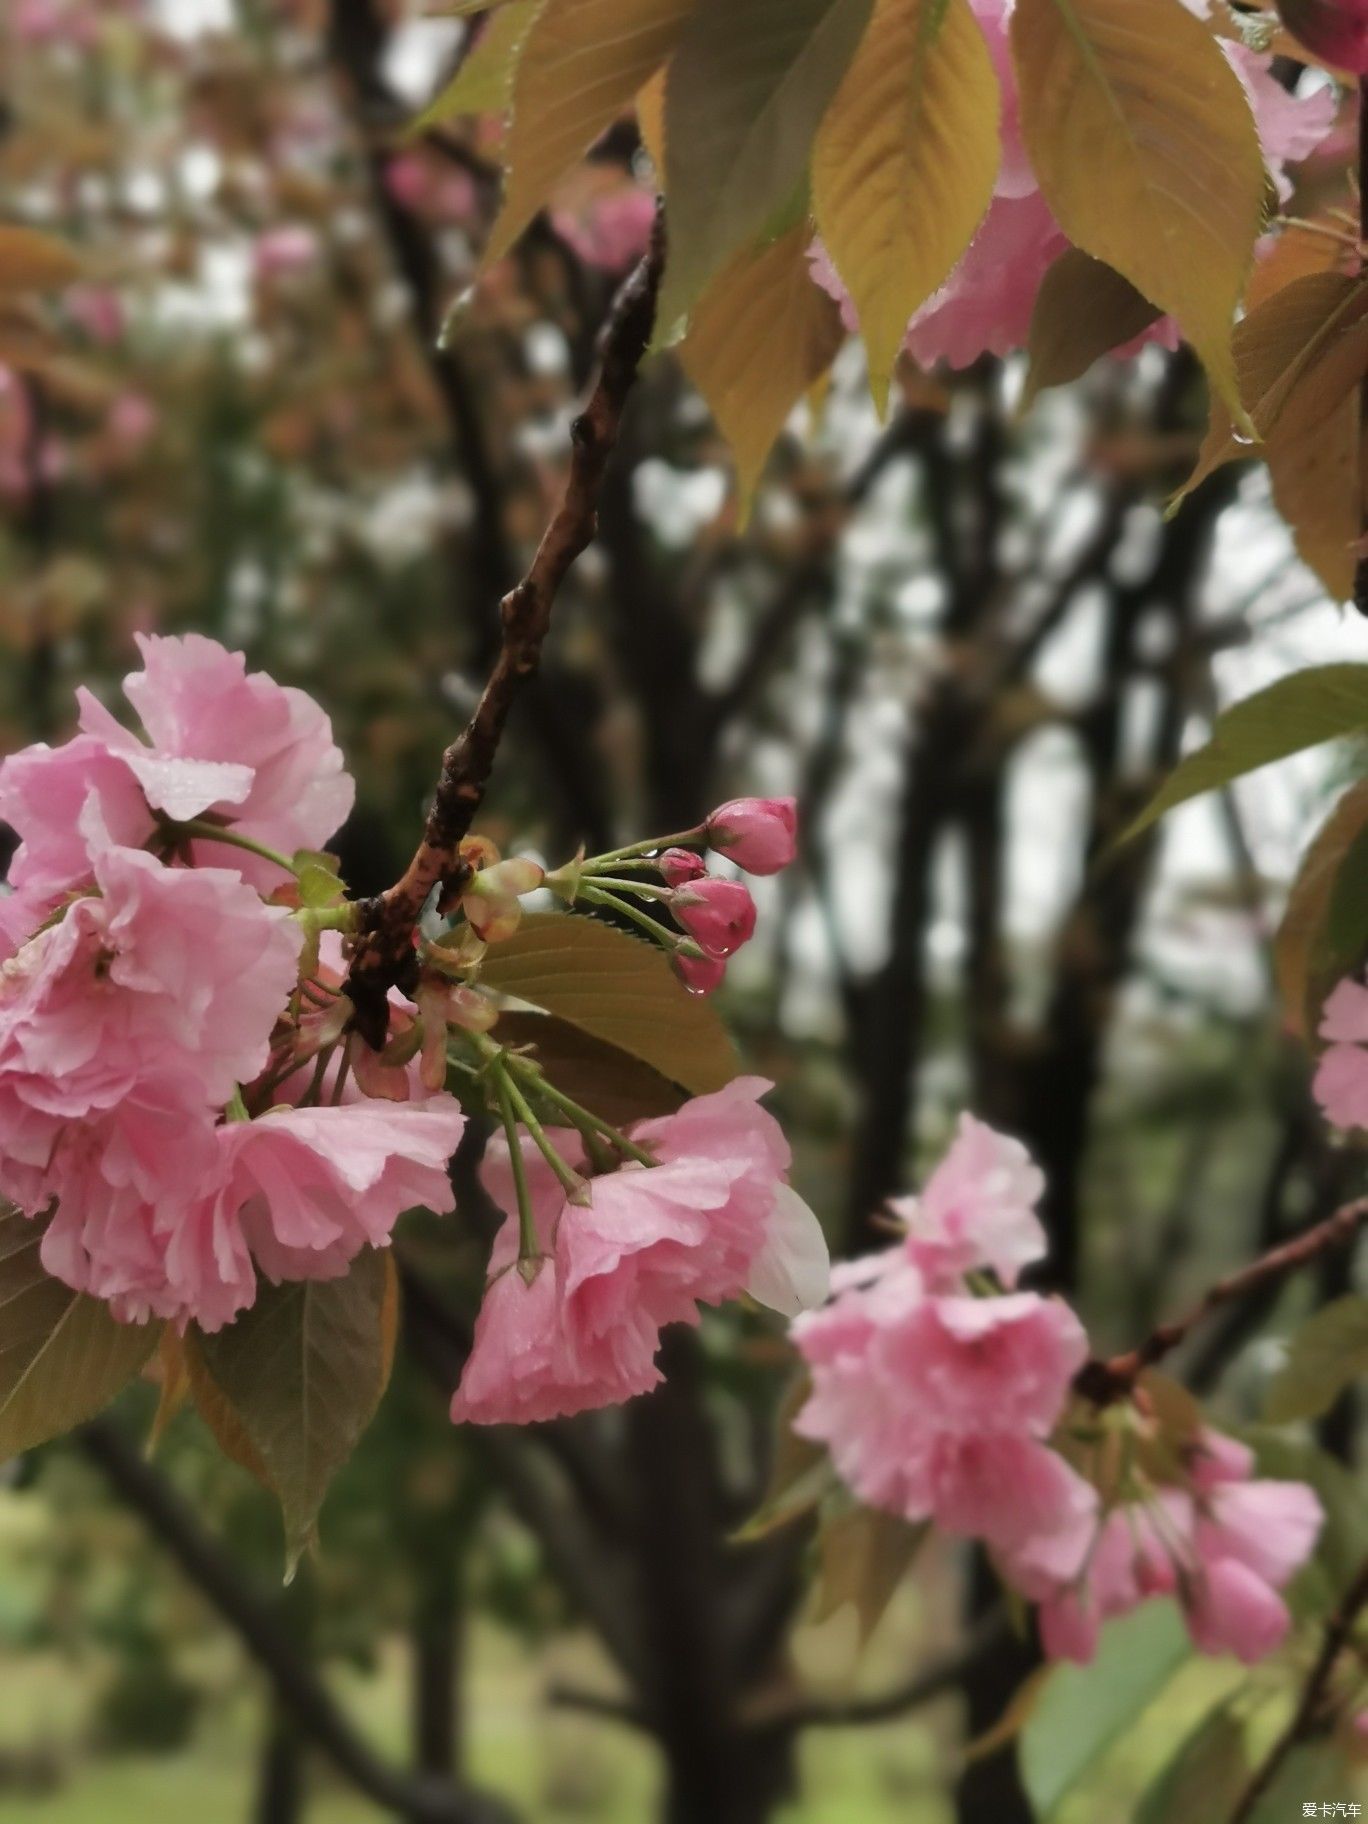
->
<box><xmin>254</xmin><ymin>1711</ymin><xmax>304</xmax><ymax>1824</ymax></box>
<box><xmin>413</xmin><ymin>1546</ymin><xmax>463</xmax><ymax>1780</ymax></box>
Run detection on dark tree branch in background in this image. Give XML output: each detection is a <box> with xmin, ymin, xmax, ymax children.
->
<box><xmin>1229</xmin><ymin>1553</ymin><xmax>1368</xmax><ymax>1824</ymax></box>
<box><xmin>753</xmin><ymin>1609</ymin><xmax>1010</xmax><ymax>1732</ymax></box>
<box><xmin>1076</xmin><ymin>1195</ymin><xmax>1368</xmax><ymax>1405</ymax></box>
<box><xmin>342</xmin><ymin>216</ymin><xmax>665</xmax><ymax>1041</ymax></box>
<box><xmin>78</xmin><ymin>1417</ymin><xmax>515</xmax><ymax>1824</ymax></box>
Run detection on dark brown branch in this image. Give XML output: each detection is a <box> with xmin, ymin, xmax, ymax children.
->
<box><xmin>1229</xmin><ymin>1554</ymin><xmax>1368</xmax><ymax>1824</ymax></box>
<box><xmin>1076</xmin><ymin>1196</ymin><xmax>1368</xmax><ymax>1405</ymax></box>
<box><xmin>342</xmin><ymin>212</ymin><xmax>665</xmax><ymax>1040</ymax></box>
<box><xmin>78</xmin><ymin>1416</ymin><xmax>514</xmax><ymax>1824</ymax></box>
<box><xmin>751</xmin><ymin>1610</ymin><xmax>1010</xmax><ymax>1732</ymax></box>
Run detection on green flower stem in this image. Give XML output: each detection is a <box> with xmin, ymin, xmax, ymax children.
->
<box><xmin>330</xmin><ymin>1043</ymin><xmax>353</xmax><ymax>1106</ymax></box>
<box><xmin>512</xmin><ymin>1061</ymin><xmax>656</xmax><ymax>1169</ymax></box>
<box><xmin>579</xmin><ymin>828</ymin><xmax>704</xmax><ymax>869</ymax></box>
<box><xmin>493</xmin><ymin>1069</ymin><xmax>540</xmax><ymax>1266</ymax></box>
<box><xmin>168</xmin><ymin>818</ymin><xmax>295</xmax><ymax>875</ymax></box>
<box><xmin>499</xmin><ymin>1069</ymin><xmax>588</xmax><ymax>1203</ymax></box>
<box><xmin>578</xmin><ymin>884</ymin><xmax>684</xmax><ymax>949</ymax></box>
<box><xmin>225</xmin><ymin>1086</ymin><xmax>251</xmax><ymax>1124</ymax></box>
<box><xmin>582</xmin><ymin>876</ymin><xmax>673</xmax><ymax>901</ymax></box>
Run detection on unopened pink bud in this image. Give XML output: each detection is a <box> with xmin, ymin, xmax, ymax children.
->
<box><xmin>705</xmin><ymin>796</ymin><xmax>797</xmax><ymax>875</ymax></box>
<box><xmin>671</xmin><ymin>878</ymin><xmax>756</xmax><ymax>959</ymax></box>
<box><xmin>673</xmin><ymin>952</ymin><xmax>726</xmax><ymax>995</ymax></box>
<box><xmin>1276</xmin><ymin>0</ymin><xmax>1368</xmax><ymax>69</ymax></box>
<box><xmin>659</xmin><ymin>847</ymin><xmax>706</xmax><ymax>886</ymax></box>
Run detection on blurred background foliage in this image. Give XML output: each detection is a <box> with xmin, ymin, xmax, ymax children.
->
<box><xmin>1</xmin><ymin>2</ymin><xmax>1367</xmax><ymax>1821</ymax></box>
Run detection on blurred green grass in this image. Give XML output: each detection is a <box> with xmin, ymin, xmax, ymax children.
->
<box><xmin>0</xmin><ymin>1610</ymin><xmax>953</xmax><ymax>1823</ymax></box>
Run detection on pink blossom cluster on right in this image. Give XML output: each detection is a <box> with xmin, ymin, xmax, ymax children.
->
<box><xmin>792</xmin><ymin>1116</ymin><xmax>1323</xmax><ymax>1666</ymax></box>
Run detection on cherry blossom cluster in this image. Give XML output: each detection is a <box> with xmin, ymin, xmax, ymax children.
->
<box><xmin>792</xmin><ymin>1116</ymin><xmax>1323</xmax><ymax>1666</ymax></box>
<box><xmin>0</xmin><ymin>636</ymin><xmax>823</xmax><ymax>1373</ymax></box>
<box><xmin>812</xmin><ymin>0</ymin><xmax>1336</xmax><ymax>371</ymax></box>
<box><xmin>0</xmin><ymin>635</ymin><xmax>465</xmax><ymax>1331</ymax></box>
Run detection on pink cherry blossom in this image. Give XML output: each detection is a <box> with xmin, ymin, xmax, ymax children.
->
<box><xmin>704</xmin><ymin>797</ymin><xmax>798</xmax><ymax>875</ymax></box>
<box><xmin>1276</xmin><ymin>0</ymin><xmax>1368</xmax><ymax>73</ymax></box>
<box><xmin>1314</xmin><ymin>976</ymin><xmax>1368</xmax><ymax>1130</ymax></box>
<box><xmin>889</xmin><ymin>1111</ymin><xmax>1046</xmax><ymax>1290</ymax></box>
<box><xmin>0</xmin><ymin>634</ymin><xmax>355</xmax><ymax>937</ymax></box>
<box><xmin>0</xmin><ymin>839</ymin><xmax>300</xmax><ymax>1211</ymax></box>
<box><xmin>221</xmin><ymin>1100</ymin><xmax>464</xmax><ymax>1291</ymax></box>
<box><xmin>673</xmin><ymin>951</ymin><xmax>727</xmax><ymax>996</ymax></box>
<box><xmin>40</xmin><ymin>1092</ymin><xmax>465</xmax><ymax>1332</ymax></box>
<box><xmin>253</xmin><ymin>224</ymin><xmax>321</xmax><ymax>283</ymax></box>
<box><xmin>452</xmin><ymin>1078</ymin><xmax>827</xmax><ymax>1423</ymax></box>
<box><xmin>671</xmin><ymin>878</ymin><xmax>757</xmax><ymax>958</ymax></box>
<box><xmin>551</xmin><ymin>187</ymin><xmax>656</xmax><ymax>273</ymax></box>
<box><xmin>1005</xmin><ymin>1429</ymin><xmax>1323</xmax><ymax>1665</ymax></box>
<box><xmin>659</xmin><ymin>847</ymin><xmax>707</xmax><ymax>886</ymax></box>
<box><xmin>793</xmin><ymin>1257</ymin><xmax>1092</xmax><ymax>1550</ymax></box>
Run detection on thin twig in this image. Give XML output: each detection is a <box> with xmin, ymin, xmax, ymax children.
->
<box><xmin>342</xmin><ymin>212</ymin><xmax>665</xmax><ymax>1041</ymax></box>
<box><xmin>1075</xmin><ymin>1196</ymin><xmax>1368</xmax><ymax>1405</ymax></box>
<box><xmin>1228</xmin><ymin>1554</ymin><xmax>1368</xmax><ymax>1824</ymax></box>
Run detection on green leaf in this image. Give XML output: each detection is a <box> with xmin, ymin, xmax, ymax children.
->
<box><xmin>1122</xmin><ymin>665</ymin><xmax>1368</xmax><ymax>845</ymax></box>
<box><xmin>0</xmin><ymin>1206</ymin><xmax>159</xmax><ymax>1455</ymax></box>
<box><xmin>1022</xmin><ymin>248</ymin><xmax>1163</xmax><ymax>408</ymax></box>
<box><xmin>409</xmin><ymin>0</ymin><xmax>541</xmax><ymax>133</ymax></box>
<box><xmin>1242</xmin><ymin>1743</ymin><xmax>1348</xmax><ymax>1824</ymax></box>
<box><xmin>478</xmin><ymin>911</ymin><xmax>739</xmax><ymax>1095</ymax></box>
<box><xmin>1266</xmin><ymin>1295</ymin><xmax>1368</xmax><ymax>1425</ymax></box>
<box><xmin>659</xmin><ymin>0</ymin><xmax>875</xmax><ymax>327</ymax></box>
<box><xmin>1011</xmin><ymin>0</ymin><xmax>1266</xmax><ymax>425</ymax></box>
<box><xmin>1133</xmin><ymin>1704</ymin><xmax>1249</xmax><ymax>1824</ymax></box>
<box><xmin>1019</xmin><ymin>1601</ymin><xmax>1190</xmax><ymax>1817</ymax></box>
<box><xmin>809</xmin><ymin>1503</ymin><xmax>926</xmax><ymax>1642</ymax></box>
<box><xmin>485</xmin><ymin>0</ymin><xmax>693</xmax><ymax>264</ymax></box>
<box><xmin>292</xmin><ymin>849</ymin><xmax>345</xmax><ymax>909</ymax></box>
<box><xmin>191</xmin><ymin>1250</ymin><xmax>398</xmax><ymax>1576</ymax></box>
<box><xmin>811</xmin><ymin>0</ymin><xmax>999</xmax><ymax>405</ymax></box>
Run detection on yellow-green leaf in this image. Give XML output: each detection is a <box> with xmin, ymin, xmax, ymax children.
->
<box><xmin>812</xmin><ymin>0</ymin><xmax>998</xmax><ymax>404</ymax></box>
<box><xmin>0</xmin><ymin>225</ymin><xmax>82</xmax><ymax>297</ymax></box>
<box><xmin>1122</xmin><ymin>664</ymin><xmax>1368</xmax><ymax>846</ymax></box>
<box><xmin>1266</xmin><ymin>1295</ymin><xmax>1368</xmax><ymax>1425</ymax></box>
<box><xmin>1276</xmin><ymin>779</ymin><xmax>1368</xmax><ymax>1039</ymax></box>
<box><xmin>485</xmin><ymin>0</ymin><xmax>694</xmax><ymax>264</ymax></box>
<box><xmin>810</xmin><ymin>1503</ymin><xmax>925</xmax><ymax>1642</ymax></box>
<box><xmin>191</xmin><ymin>1250</ymin><xmax>397</xmax><ymax>1576</ymax></box>
<box><xmin>1011</xmin><ymin>0</ymin><xmax>1265</xmax><ymax>423</ymax></box>
<box><xmin>479</xmin><ymin>910</ymin><xmax>738</xmax><ymax>1095</ymax></box>
<box><xmin>678</xmin><ymin>222</ymin><xmax>845</xmax><ymax>513</ymax></box>
<box><xmin>1022</xmin><ymin>248</ymin><xmax>1163</xmax><ymax>407</ymax></box>
<box><xmin>1177</xmin><ymin>272</ymin><xmax>1368</xmax><ymax>600</ymax></box>
<box><xmin>0</xmin><ymin>1206</ymin><xmax>159</xmax><ymax>1455</ymax></box>
<box><xmin>409</xmin><ymin>0</ymin><xmax>541</xmax><ymax>134</ymax></box>
<box><xmin>659</xmin><ymin>0</ymin><xmax>875</xmax><ymax>328</ymax></box>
